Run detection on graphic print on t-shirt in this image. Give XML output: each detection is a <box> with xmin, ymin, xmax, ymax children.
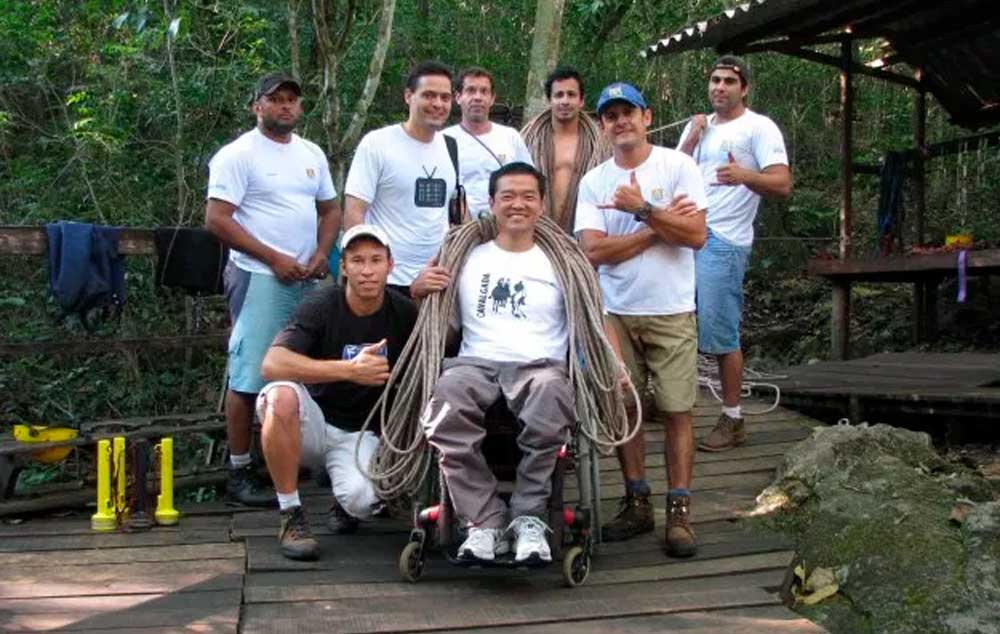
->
<box><xmin>474</xmin><ymin>273</ymin><xmax>529</xmax><ymax>320</ymax></box>
<box><xmin>414</xmin><ymin>165</ymin><xmax>447</xmax><ymax>207</ymax></box>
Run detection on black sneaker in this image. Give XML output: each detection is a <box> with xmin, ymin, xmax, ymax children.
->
<box><xmin>601</xmin><ymin>492</ymin><xmax>654</xmax><ymax>542</ymax></box>
<box><xmin>225</xmin><ymin>464</ymin><xmax>275</xmax><ymax>507</ymax></box>
<box><xmin>326</xmin><ymin>499</ymin><xmax>359</xmax><ymax>534</ymax></box>
<box><xmin>279</xmin><ymin>505</ymin><xmax>320</xmax><ymax>561</ymax></box>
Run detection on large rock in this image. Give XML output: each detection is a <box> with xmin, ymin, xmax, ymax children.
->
<box><xmin>753</xmin><ymin>423</ymin><xmax>999</xmax><ymax>634</ymax></box>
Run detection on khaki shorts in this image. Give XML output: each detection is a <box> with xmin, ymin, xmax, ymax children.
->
<box><xmin>608</xmin><ymin>311</ymin><xmax>698</xmax><ymax>414</ymax></box>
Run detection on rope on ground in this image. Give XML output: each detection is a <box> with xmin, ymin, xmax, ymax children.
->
<box><xmin>359</xmin><ymin>215</ymin><xmax>643</xmax><ymax>500</ymax></box>
<box><xmin>697</xmin><ymin>354</ymin><xmax>786</xmax><ymax>415</ymax></box>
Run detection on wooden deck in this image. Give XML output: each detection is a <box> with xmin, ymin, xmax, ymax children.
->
<box><xmin>0</xmin><ymin>394</ymin><xmax>829</xmax><ymax>634</ymax></box>
<box><xmin>768</xmin><ymin>352</ymin><xmax>1000</xmax><ymax>428</ymax></box>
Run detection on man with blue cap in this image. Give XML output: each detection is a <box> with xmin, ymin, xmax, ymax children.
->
<box><xmin>575</xmin><ymin>82</ymin><xmax>708</xmax><ymax>557</ymax></box>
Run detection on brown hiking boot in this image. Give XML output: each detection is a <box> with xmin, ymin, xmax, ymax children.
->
<box><xmin>698</xmin><ymin>413</ymin><xmax>748</xmax><ymax>452</ymax></box>
<box><xmin>665</xmin><ymin>493</ymin><xmax>697</xmax><ymax>558</ymax></box>
<box><xmin>278</xmin><ymin>506</ymin><xmax>320</xmax><ymax>561</ymax></box>
<box><xmin>601</xmin><ymin>492</ymin><xmax>654</xmax><ymax>542</ymax></box>
<box><xmin>326</xmin><ymin>498</ymin><xmax>359</xmax><ymax>535</ymax></box>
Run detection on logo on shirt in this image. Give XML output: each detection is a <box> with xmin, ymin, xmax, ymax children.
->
<box><xmin>497</xmin><ymin>153</ymin><xmax>507</xmax><ymax>163</ymax></box>
<box><xmin>651</xmin><ymin>188</ymin><xmax>665</xmax><ymax>201</ymax></box>
<box><xmin>306</xmin><ymin>168</ymin><xmax>316</xmax><ymax>179</ymax></box>
<box><xmin>488</xmin><ymin>277</ymin><xmax>527</xmax><ymax>319</ymax></box>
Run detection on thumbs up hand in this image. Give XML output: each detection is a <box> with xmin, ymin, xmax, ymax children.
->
<box><xmin>597</xmin><ymin>171</ymin><xmax>647</xmax><ymax>214</ymax></box>
<box><xmin>713</xmin><ymin>151</ymin><xmax>750</xmax><ymax>187</ymax></box>
<box><xmin>350</xmin><ymin>338</ymin><xmax>390</xmax><ymax>386</ymax></box>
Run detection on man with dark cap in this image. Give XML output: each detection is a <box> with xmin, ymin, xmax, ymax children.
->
<box><xmin>206</xmin><ymin>72</ymin><xmax>339</xmax><ymax>506</ymax></box>
<box><xmin>677</xmin><ymin>56</ymin><xmax>791</xmax><ymax>452</ymax></box>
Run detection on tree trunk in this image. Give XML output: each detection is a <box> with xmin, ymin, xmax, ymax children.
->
<box><xmin>287</xmin><ymin>0</ymin><xmax>302</xmax><ymax>78</ymax></box>
<box><xmin>523</xmin><ymin>0</ymin><xmax>566</xmax><ymax>120</ymax></box>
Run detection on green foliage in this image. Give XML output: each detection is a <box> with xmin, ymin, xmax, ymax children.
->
<box><xmin>1</xmin><ymin>0</ymin><xmax>999</xmax><ymax>424</ymax></box>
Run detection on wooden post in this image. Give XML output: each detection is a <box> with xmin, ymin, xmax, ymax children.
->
<box><xmin>839</xmin><ymin>38</ymin><xmax>854</xmax><ymax>260</ymax></box>
<box><xmin>831</xmin><ymin>38</ymin><xmax>854</xmax><ymax>360</ymax></box>
<box><xmin>831</xmin><ymin>281</ymin><xmax>851</xmax><ymax>361</ymax></box>
<box><xmin>912</xmin><ymin>79</ymin><xmax>929</xmax><ymax>342</ymax></box>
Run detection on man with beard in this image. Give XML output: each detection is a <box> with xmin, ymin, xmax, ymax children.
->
<box><xmin>344</xmin><ymin>61</ymin><xmax>458</xmax><ymax>299</ymax></box>
<box><xmin>444</xmin><ymin>67</ymin><xmax>533</xmax><ymax>220</ymax></box>
<box><xmin>677</xmin><ymin>56</ymin><xmax>791</xmax><ymax>452</ymax></box>
<box><xmin>206</xmin><ymin>72</ymin><xmax>339</xmax><ymax>507</ymax></box>
<box><xmin>521</xmin><ymin>66</ymin><xmax>609</xmax><ymax>233</ymax></box>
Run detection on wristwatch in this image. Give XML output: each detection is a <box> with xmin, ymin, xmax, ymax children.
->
<box><xmin>635</xmin><ymin>201</ymin><xmax>654</xmax><ymax>222</ymax></box>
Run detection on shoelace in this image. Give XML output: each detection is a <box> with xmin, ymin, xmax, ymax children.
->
<box><xmin>506</xmin><ymin>516</ymin><xmax>552</xmax><ymax>540</ymax></box>
<box><xmin>462</xmin><ymin>529</ymin><xmax>497</xmax><ymax>552</ymax></box>
<box><xmin>287</xmin><ymin>510</ymin><xmax>313</xmax><ymax>539</ymax></box>
<box><xmin>668</xmin><ymin>499</ymin><xmax>691</xmax><ymax>528</ymax></box>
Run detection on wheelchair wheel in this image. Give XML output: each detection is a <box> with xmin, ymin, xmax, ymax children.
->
<box><xmin>561</xmin><ymin>545</ymin><xmax>590</xmax><ymax>587</ymax></box>
<box><xmin>399</xmin><ymin>541</ymin><xmax>425</xmax><ymax>583</ymax></box>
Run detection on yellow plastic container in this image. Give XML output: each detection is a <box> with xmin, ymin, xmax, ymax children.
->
<box><xmin>945</xmin><ymin>234</ymin><xmax>973</xmax><ymax>249</ymax></box>
<box><xmin>12</xmin><ymin>425</ymin><xmax>78</xmax><ymax>464</ymax></box>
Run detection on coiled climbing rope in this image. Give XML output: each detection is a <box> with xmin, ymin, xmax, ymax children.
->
<box><xmin>359</xmin><ymin>214</ymin><xmax>642</xmax><ymax>500</ymax></box>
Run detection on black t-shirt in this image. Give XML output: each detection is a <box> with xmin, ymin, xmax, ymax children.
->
<box><xmin>271</xmin><ymin>285</ymin><xmax>418</xmax><ymax>432</ymax></box>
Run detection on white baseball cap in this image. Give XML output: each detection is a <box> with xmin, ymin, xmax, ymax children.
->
<box><xmin>340</xmin><ymin>224</ymin><xmax>391</xmax><ymax>252</ymax></box>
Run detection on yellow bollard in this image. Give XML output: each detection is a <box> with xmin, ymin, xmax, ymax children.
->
<box><xmin>155</xmin><ymin>437</ymin><xmax>179</xmax><ymax>525</ymax></box>
<box><xmin>91</xmin><ymin>439</ymin><xmax>116</xmax><ymax>532</ymax></box>
<box><xmin>112</xmin><ymin>436</ymin><xmax>128</xmax><ymax>518</ymax></box>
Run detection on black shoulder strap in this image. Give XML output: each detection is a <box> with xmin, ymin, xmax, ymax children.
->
<box><xmin>444</xmin><ymin>134</ymin><xmax>460</xmax><ymax>183</ymax></box>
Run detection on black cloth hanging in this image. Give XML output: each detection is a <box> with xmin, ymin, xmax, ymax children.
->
<box><xmin>154</xmin><ymin>227</ymin><xmax>228</xmax><ymax>296</ymax></box>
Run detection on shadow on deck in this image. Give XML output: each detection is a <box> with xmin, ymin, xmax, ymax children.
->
<box><xmin>0</xmin><ymin>392</ymin><xmax>829</xmax><ymax>634</ymax></box>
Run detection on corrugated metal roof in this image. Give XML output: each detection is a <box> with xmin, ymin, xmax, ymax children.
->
<box><xmin>642</xmin><ymin>0</ymin><xmax>1000</xmax><ymax>129</ymax></box>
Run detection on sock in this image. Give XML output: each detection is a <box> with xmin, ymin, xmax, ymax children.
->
<box><xmin>669</xmin><ymin>488</ymin><xmax>690</xmax><ymax>499</ymax></box>
<box><xmin>722</xmin><ymin>405</ymin><xmax>742</xmax><ymax>419</ymax></box>
<box><xmin>276</xmin><ymin>490</ymin><xmax>301</xmax><ymax>511</ymax></box>
<box><xmin>626</xmin><ymin>478</ymin><xmax>651</xmax><ymax>497</ymax></box>
<box><xmin>230</xmin><ymin>452</ymin><xmax>252</xmax><ymax>469</ymax></box>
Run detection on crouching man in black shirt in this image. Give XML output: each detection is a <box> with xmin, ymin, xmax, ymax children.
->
<box><xmin>257</xmin><ymin>224</ymin><xmax>418</xmax><ymax>561</ymax></box>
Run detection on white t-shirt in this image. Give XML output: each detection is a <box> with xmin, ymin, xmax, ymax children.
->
<box><xmin>345</xmin><ymin>124</ymin><xmax>457</xmax><ymax>285</ymax></box>
<box><xmin>443</xmin><ymin>123</ymin><xmax>534</xmax><ymax>218</ymax></box>
<box><xmin>677</xmin><ymin>109</ymin><xmax>788</xmax><ymax>246</ymax></box>
<box><xmin>207</xmin><ymin>129</ymin><xmax>336</xmax><ymax>275</ymax></box>
<box><xmin>575</xmin><ymin>146</ymin><xmax>708</xmax><ymax>316</ymax></box>
<box><xmin>456</xmin><ymin>241</ymin><xmax>567</xmax><ymax>363</ymax></box>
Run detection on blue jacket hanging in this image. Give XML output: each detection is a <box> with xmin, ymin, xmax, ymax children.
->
<box><xmin>45</xmin><ymin>221</ymin><xmax>126</xmax><ymax>330</ymax></box>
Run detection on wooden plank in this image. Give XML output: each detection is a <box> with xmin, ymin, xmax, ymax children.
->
<box><xmin>244</xmin><ymin>568</ymin><xmax>785</xmax><ymax>604</ymax></box>
<box><xmin>240</xmin><ymin>585</ymin><xmax>780</xmax><ymax>634</ymax></box>
<box><xmin>453</xmin><ymin>605</ymin><xmax>828</xmax><ymax>634</ymax></box>
<box><xmin>0</xmin><ymin>513</ymin><xmax>230</xmax><ymax>537</ymax></box>
<box><xmin>565</xmin><ymin>470</ymin><xmax>775</xmax><ymax>497</ymax></box>
<box><xmin>0</xmin><ymin>589</ymin><xmax>240</xmax><ymax>633</ymax></box>
<box><xmin>0</xmin><ymin>559</ymin><xmax>244</xmax><ymax>599</ymax></box>
<box><xmin>0</xmin><ymin>542</ymin><xmax>244</xmax><ymax>568</ymax></box>
<box><xmin>0</xmin><ymin>334</ymin><xmax>226</xmax><ymax>358</ymax></box>
<box><xmin>243</xmin><ymin>530</ymin><xmax>789</xmax><ymax>576</ymax></box>
<box><xmin>808</xmin><ymin>248</ymin><xmax>1000</xmax><ymax>281</ymax></box>
<box><xmin>0</xmin><ymin>529</ymin><xmax>232</xmax><ymax>553</ymax></box>
<box><xmin>598</xmin><ymin>455</ymin><xmax>783</xmax><ymax>479</ymax></box>
<box><xmin>0</xmin><ymin>226</ymin><xmax>156</xmax><ymax>256</ymax></box>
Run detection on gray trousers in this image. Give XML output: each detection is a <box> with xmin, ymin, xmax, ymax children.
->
<box><xmin>421</xmin><ymin>357</ymin><xmax>575</xmax><ymax>529</ymax></box>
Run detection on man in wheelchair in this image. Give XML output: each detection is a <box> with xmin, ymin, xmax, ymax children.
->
<box><xmin>412</xmin><ymin>162</ymin><xmax>612</xmax><ymax>564</ymax></box>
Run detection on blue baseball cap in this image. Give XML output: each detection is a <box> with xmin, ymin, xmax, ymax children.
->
<box><xmin>596</xmin><ymin>82</ymin><xmax>647</xmax><ymax>115</ymax></box>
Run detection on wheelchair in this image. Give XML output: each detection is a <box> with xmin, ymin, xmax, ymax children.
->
<box><xmin>397</xmin><ymin>399</ymin><xmax>602</xmax><ymax>587</ymax></box>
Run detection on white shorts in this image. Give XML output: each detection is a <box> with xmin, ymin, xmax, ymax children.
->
<box><xmin>256</xmin><ymin>381</ymin><xmax>380</xmax><ymax>520</ymax></box>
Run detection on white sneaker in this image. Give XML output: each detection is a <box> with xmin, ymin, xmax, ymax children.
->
<box><xmin>509</xmin><ymin>516</ymin><xmax>552</xmax><ymax>563</ymax></box>
<box><xmin>458</xmin><ymin>527</ymin><xmax>508</xmax><ymax>561</ymax></box>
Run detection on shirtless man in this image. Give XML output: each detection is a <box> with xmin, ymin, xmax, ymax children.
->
<box><xmin>522</xmin><ymin>66</ymin><xmax>608</xmax><ymax>233</ymax></box>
